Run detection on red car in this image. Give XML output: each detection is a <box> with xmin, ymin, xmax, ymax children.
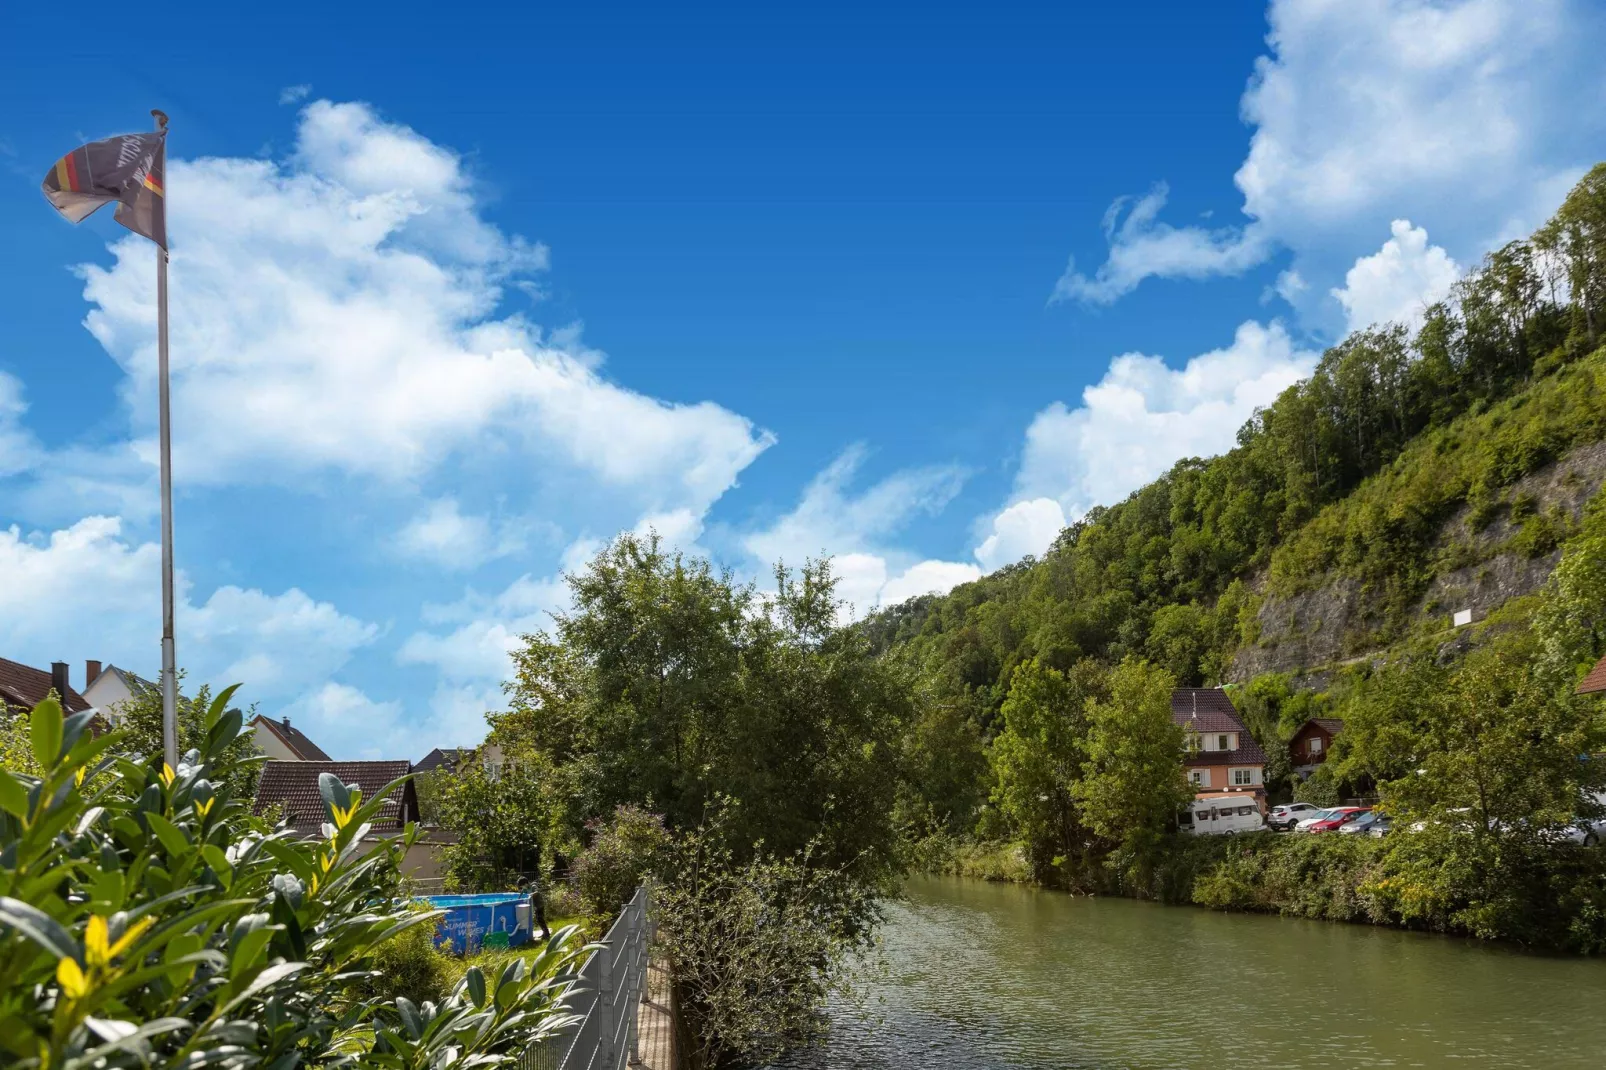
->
<box><xmin>1305</xmin><ymin>806</ymin><xmax>1370</xmax><ymax>832</ymax></box>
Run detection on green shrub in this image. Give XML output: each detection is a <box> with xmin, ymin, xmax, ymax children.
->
<box><xmin>0</xmin><ymin>691</ymin><xmax>587</xmax><ymax>1069</ymax></box>
<box><xmin>655</xmin><ymin>819</ymin><xmax>878</xmax><ymax>1069</ymax></box>
<box><xmin>353</xmin><ymin>907</ymin><xmax>456</xmax><ymax>1007</ymax></box>
<box><xmin>573</xmin><ymin>805</ymin><xmax>671</xmax><ymax>915</ymax></box>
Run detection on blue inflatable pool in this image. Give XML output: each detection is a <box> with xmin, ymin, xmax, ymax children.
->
<box><xmin>425</xmin><ymin>893</ymin><xmax>533</xmax><ymax>954</ymax></box>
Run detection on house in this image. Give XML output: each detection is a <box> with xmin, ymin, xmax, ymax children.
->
<box><xmin>248</xmin><ymin>715</ymin><xmax>333</xmax><ymax>761</ymax></box>
<box><xmin>0</xmin><ymin>656</ymin><xmax>92</xmax><ymax>716</ymax></box>
<box><xmin>413</xmin><ymin>747</ymin><xmax>469</xmax><ymax>775</ymax></box>
<box><xmin>252</xmin><ymin>759</ymin><xmax>444</xmax><ymax>879</ymax></box>
<box><xmin>1172</xmin><ymin>687</ymin><xmax>1267</xmax><ymax>806</ymax></box>
<box><xmin>80</xmin><ymin>662</ymin><xmax>155</xmax><ymax>724</ymax></box>
<box><xmin>253</xmin><ymin>759</ymin><xmax>419</xmax><ymax>829</ymax></box>
<box><xmin>1290</xmin><ymin>717</ymin><xmax>1344</xmax><ymax>777</ymax></box>
<box><xmin>414</xmin><ymin>742</ymin><xmax>505</xmax><ymax>780</ymax></box>
<box><xmin>1577</xmin><ymin>653</ymin><xmax>1606</xmax><ymax>696</ymax></box>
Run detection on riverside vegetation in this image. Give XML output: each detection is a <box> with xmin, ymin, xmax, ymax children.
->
<box><xmin>418</xmin><ymin>167</ymin><xmax>1606</xmax><ymax>1067</ymax></box>
<box><xmin>867</xmin><ymin>166</ymin><xmax>1606</xmax><ymax>952</ymax></box>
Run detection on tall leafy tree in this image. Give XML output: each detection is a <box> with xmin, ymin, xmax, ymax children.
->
<box><xmin>495</xmin><ymin>533</ymin><xmax>908</xmax><ymax>882</ymax></box>
<box><xmin>1074</xmin><ymin>659</ymin><xmax>1191</xmax><ymax>883</ymax></box>
<box><xmin>990</xmin><ymin>658</ymin><xmax>1106</xmax><ymax>882</ymax></box>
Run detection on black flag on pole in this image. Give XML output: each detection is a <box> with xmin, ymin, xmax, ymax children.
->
<box><xmin>42</xmin><ymin>130</ymin><xmax>167</xmax><ymax>249</ymax></box>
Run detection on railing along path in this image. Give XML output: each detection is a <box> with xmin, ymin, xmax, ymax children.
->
<box><xmin>525</xmin><ymin>886</ymin><xmax>655</xmax><ymax>1070</ymax></box>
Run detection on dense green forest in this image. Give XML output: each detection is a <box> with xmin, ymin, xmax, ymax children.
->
<box><xmin>867</xmin><ymin>168</ymin><xmax>1606</xmax><ymax>947</ymax></box>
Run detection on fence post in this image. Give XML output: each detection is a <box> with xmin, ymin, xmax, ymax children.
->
<box><xmin>598</xmin><ymin>927</ymin><xmax>616</xmax><ymax>1068</ymax></box>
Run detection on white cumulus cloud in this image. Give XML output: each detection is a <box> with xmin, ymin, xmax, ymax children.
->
<box><xmin>1331</xmin><ymin>219</ymin><xmax>1460</xmax><ymax>335</ymax></box>
<box><xmin>1010</xmin><ymin>321</ymin><xmax>1318</xmax><ymax>521</ymax></box>
<box><xmin>974</xmin><ymin>497</ymin><xmax>1068</xmax><ymax>571</ymax></box>
<box><xmin>1052</xmin><ymin>0</ymin><xmax>1604</xmax><ymax>314</ymax></box>
<box><xmin>0</xmin><ymin>516</ymin><xmax>375</xmax><ymax>710</ymax></box>
<box><xmin>68</xmin><ymin>100</ymin><xmax>771</xmax><ymax>523</ymax></box>
<box><xmin>742</xmin><ymin>448</ymin><xmax>979</xmax><ymax>618</ymax></box>
<box><xmin>395</xmin><ymin>498</ymin><xmax>528</xmax><ymax>570</ymax></box>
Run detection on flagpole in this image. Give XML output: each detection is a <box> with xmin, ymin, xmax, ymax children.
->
<box><xmin>153</xmin><ymin>108</ymin><xmax>177</xmax><ymax>772</ymax></box>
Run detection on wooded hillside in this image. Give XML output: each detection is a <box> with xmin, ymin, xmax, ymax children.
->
<box><xmin>870</xmin><ymin>165</ymin><xmax>1606</xmax><ymax>852</ymax></box>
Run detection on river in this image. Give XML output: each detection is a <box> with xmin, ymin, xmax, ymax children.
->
<box><xmin>770</xmin><ymin>875</ymin><xmax>1606</xmax><ymax>1069</ymax></box>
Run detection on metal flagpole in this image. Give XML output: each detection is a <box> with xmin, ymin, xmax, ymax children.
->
<box><xmin>153</xmin><ymin>108</ymin><xmax>178</xmax><ymax>771</ymax></box>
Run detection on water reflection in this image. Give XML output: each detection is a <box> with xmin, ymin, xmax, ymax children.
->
<box><xmin>769</xmin><ymin>875</ymin><xmax>1606</xmax><ymax>1069</ymax></box>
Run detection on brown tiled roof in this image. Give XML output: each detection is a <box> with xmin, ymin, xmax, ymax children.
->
<box><xmin>1173</xmin><ymin>688</ymin><xmax>1266</xmax><ymax>767</ymax></box>
<box><xmin>1292</xmin><ymin>717</ymin><xmax>1345</xmax><ymax>739</ymax></box>
<box><xmin>0</xmin><ymin>656</ymin><xmax>91</xmax><ymax>714</ymax></box>
<box><xmin>1577</xmin><ymin>653</ymin><xmax>1606</xmax><ymax>695</ymax></box>
<box><xmin>250</xmin><ymin>715</ymin><xmax>334</xmax><ymax>761</ymax></box>
<box><xmin>1171</xmin><ymin>688</ymin><xmax>1246</xmax><ymax>733</ymax></box>
<box><xmin>413</xmin><ymin>747</ymin><xmax>467</xmax><ymax>774</ymax></box>
<box><xmin>252</xmin><ymin>760</ymin><xmax>417</xmax><ymax>830</ymax></box>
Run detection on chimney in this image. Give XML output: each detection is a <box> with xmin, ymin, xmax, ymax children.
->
<box><xmin>283</xmin><ymin>717</ymin><xmax>291</xmax><ymax>730</ymax></box>
<box><xmin>51</xmin><ymin>661</ymin><xmax>70</xmax><ymax>701</ymax></box>
<box><xmin>85</xmin><ymin>660</ymin><xmax>102</xmax><ymax>687</ymax></box>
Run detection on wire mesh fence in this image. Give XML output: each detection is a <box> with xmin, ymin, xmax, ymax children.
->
<box><xmin>524</xmin><ymin>886</ymin><xmax>661</xmax><ymax>1070</ymax></box>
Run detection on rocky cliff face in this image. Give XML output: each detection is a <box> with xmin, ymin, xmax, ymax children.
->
<box><xmin>1229</xmin><ymin>441</ymin><xmax>1606</xmax><ymax>682</ymax></box>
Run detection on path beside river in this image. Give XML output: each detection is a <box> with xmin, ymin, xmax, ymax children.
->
<box><xmin>770</xmin><ymin>875</ymin><xmax>1606</xmax><ymax>1069</ymax></box>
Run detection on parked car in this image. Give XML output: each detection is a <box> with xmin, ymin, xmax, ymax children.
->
<box><xmin>1294</xmin><ymin>808</ymin><xmax>1341</xmax><ymax>831</ymax></box>
<box><xmin>1269</xmin><ymin>802</ymin><xmax>1323</xmax><ymax>831</ymax></box>
<box><xmin>1367</xmin><ymin>815</ymin><xmax>1393</xmax><ymax>838</ymax></box>
<box><xmin>1305</xmin><ymin>807</ymin><xmax>1370</xmax><ymax>833</ymax></box>
<box><xmin>1337</xmin><ymin>810</ymin><xmax>1384</xmax><ymax>835</ymax></box>
<box><xmin>1553</xmin><ymin>816</ymin><xmax>1606</xmax><ymax>846</ymax></box>
<box><xmin>1179</xmin><ymin>796</ymin><xmax>1267</xmax><ymax>836</ymax></box>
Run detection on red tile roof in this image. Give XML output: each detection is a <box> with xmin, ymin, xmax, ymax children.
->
<box><xmin>252</xmin><ymin>760</ymin><xmax>417</xmax><ymax>830</ymax></box>
<box><xmin>1578</xmin><ymin>653</ymin><xmax>1606</xmax><ymax>695</ymax></box>
<box><xmin>0</xmin><ymin>656</ymin><xmax>91</xmax><ymax>714</ymax></box>
<box><xmin>1173</xmin><ymin>688</ymin><xmax>1267</xmax><ymax>767</ymax></box>
<box><xmin>250</xmin><ymin>715</ymin><xmax>334</xmax><ymax>761</ymax></box>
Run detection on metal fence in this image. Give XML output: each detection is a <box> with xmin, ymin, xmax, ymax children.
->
<box><xmin>525</xmin><ymin>886</ymin><xmax>654</xmax><ymax>1070</ymax></box>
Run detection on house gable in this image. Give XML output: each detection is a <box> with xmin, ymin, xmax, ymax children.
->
<box><xmin>253</xmin><ymin>760</ymin><xmax>418</xmax><ymax>832</ymax></box>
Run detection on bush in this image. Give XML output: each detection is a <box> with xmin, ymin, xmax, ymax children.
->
<box><xmin>655</xmin><ymin>818</ymin><xmax>877</xmax><ymax>1070</ymax></box>
<box><xmin>353</xmin><ymin>907</ymin><xmax>457</xmax><ymax>1006</ymax></box>
<box><xmin>573</xmin><ymin>805</ymin><xmax>671</xmax><ymax>915</ymax></box>
<box><xmin>0</xmin><ymin>691</ymin><xmax>587</xmax><ymax>1069</ymax></box>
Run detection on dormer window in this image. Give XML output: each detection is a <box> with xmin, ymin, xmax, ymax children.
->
<box><xmin>1217</xmin><ymin>734</ymin><xmax>1230</xmax><ymax>751</ymax></box>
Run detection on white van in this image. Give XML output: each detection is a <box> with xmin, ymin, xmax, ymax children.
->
<box><xmin>1179</xmin><ymin>794</ymin><xmax>1266</xmax><ymax>836</ymax></box>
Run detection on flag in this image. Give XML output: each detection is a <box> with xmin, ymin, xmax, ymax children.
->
<box><xmin>42</xmin><ymin>130</ymin><xmax>167</xmax><ymax>249</ymax></box>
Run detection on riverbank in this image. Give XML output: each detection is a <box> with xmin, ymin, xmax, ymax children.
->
<box><xmin>770</xmin><ymin>875</ymin><xmax>1606</xmax><ymax>1070</ymax></box>
<box><xmin>914</xmin><ymin>831</ymin><xmax>1606</xmax><ymax>953</ymax></box>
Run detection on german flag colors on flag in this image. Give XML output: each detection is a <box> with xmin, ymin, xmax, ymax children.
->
<box><xmin>42</xmin><ymin>130</ymin><xmax>167</xmax><ymax>248</ymax></box>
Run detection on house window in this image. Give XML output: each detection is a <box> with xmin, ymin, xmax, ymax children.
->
<box><xmin>1233</xmin><ymin>768</ymin><xmax>1255</xmax><ymax>786</ymax></box>
<box><xmin>1310</xmin><ymin>737</ymin><xmax>1323</xmax><ymax>755</ymax></box>
<box><xmin>1189</xmin><ymin>770</ymin><xmax>1204</xmax><ymax>785</ymax></box>
<box><xmin>1217</xmin><ymin>734</ymin><xmax>1230</xmax><ymax>751</ymax></box>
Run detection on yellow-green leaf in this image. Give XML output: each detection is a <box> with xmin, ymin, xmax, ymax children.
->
<box><xmin>30</xmin><ymin>697</ymin><xmax>63</xmax><ymax>770</ymax></box>
<box><xmin>145</xmin><ymin>813</ymin><xmax>191</xmax><ymax>859</ymax></box>
<box><xmin>0</xmin><ymin>770</ymin><xmax>28</xmax><ymax>819</ymax></box>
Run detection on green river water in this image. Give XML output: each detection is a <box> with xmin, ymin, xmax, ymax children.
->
<box><xmin>770</xmin><ymin>875</ymin><xmax>1606</xmax><ymax>1069</ymax></box>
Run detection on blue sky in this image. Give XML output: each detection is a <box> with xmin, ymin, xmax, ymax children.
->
<box><xmin>3</xmin><ymin>0</ymin><xmax>1604</xmax><ymax>757</ymax></box>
